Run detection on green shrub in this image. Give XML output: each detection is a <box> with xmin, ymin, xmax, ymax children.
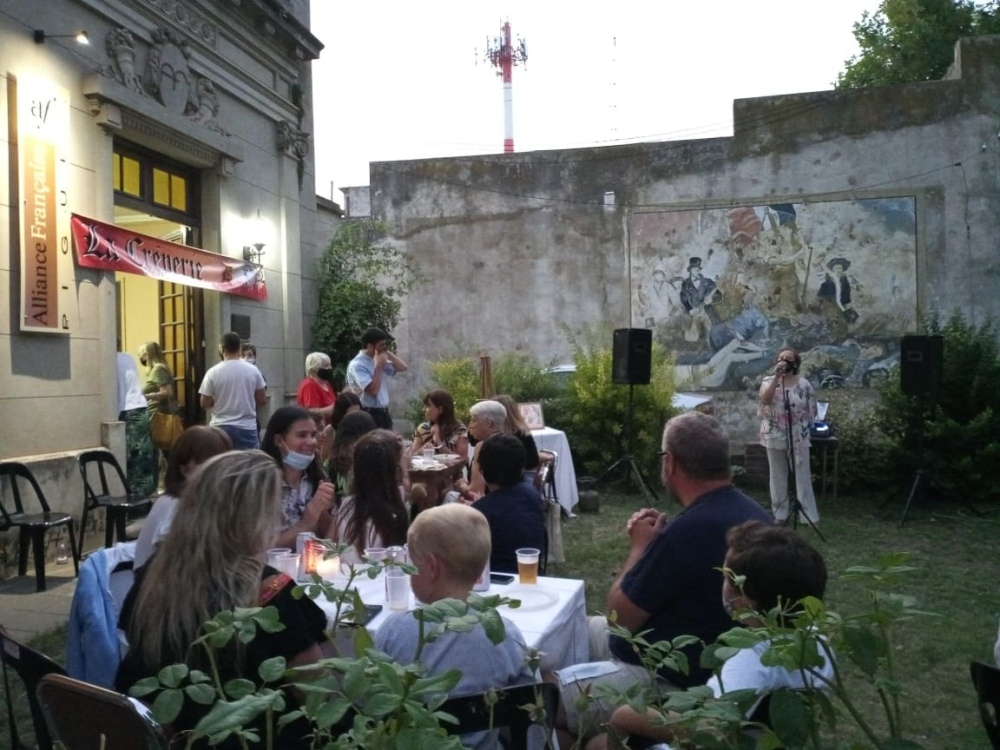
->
<box><xmin>560</xmin><ymin>326</ymin><xmax>676</xmax><ymax>483</ymax></box>
<box><xmin>417</xmin><ymin>352</ymin><xmax>561</xmax><ymax>426</ymax></box>
<box><xmin>873</xmin><ymin>310</ymin><xmax>1000</xmax><ymax>505</ymax></box>
<box><xmin>311</xmin><ymin>221</ymin><xmax>422</xmax><ymax>385</ymax></box>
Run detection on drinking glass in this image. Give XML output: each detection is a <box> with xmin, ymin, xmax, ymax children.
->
<box><xmin>386</xmin><ymin>566</ymin><xmax>410</xmax><ymax>610</ymax></box>
<box><xmin>515</xmin><ymin>548</ymin><xmax>540</xmax><ymax>585</ymax></box>
<box><xmin>266</xmin><ymin>547</ymin><xmax>292</xmax><ymax>568</ymax></box>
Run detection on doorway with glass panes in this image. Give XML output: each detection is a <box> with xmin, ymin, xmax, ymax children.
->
<box><xmin>112</xmin><ymin>140</ymin><xmax>206</xmax><ymax>429</ymax></box>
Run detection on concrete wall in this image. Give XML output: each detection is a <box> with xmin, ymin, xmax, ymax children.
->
<box><xmin>370</xmin><ymin>35</ymin><xmax>1000</xmax><ymax>447</ymax></box>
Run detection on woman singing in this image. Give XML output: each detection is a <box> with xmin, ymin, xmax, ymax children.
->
<box><xmin>759</xmin><ymin>347</ymin><xmax>819</xmax><ymax>525</ymax></box>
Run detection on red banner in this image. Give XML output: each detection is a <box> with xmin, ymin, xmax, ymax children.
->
<box><xmin>71</xmin><ymin>214</ymin><xmax>267</xmax><ymax>301</ymax></box>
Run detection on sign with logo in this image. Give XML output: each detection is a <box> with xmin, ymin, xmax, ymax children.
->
<box><xmin>71</xmin><ymin>214</ymin><xmax>268</xmax><ymax>301</ymax></box>
<box><xmin>17</xmin><ymin>74</ymin><xmax>70</xmax><ymax>332</ymax></box>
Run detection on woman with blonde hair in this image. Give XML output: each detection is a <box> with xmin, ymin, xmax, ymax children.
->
<box><xmin>116</xmin><ymin>450</ymin><xmax>327</xmax><ymax>744</ymax></box>
<box><xmin>139</xmin><ymin>341</ymin><xmax>175</xmax><ymax>416</ymax></box>
<box><xmin>494</xmin><ymin>394</ymin><xmax>540</xmax><ymax>474</ymax></box>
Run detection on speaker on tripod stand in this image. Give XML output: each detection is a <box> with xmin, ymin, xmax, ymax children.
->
<box><xmin>595</xmin><ymin>329</ymin><xmax>660</xmax><ymax>503</ymax></box>
<box><xmin>897</xmin><ymin>334</ymin><xmax>942</xmax><ymax>526</ymax></box>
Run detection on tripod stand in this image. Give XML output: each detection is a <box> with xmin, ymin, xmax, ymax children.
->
<box><xmin>594</xmin><ymin>383</ymin><xmax>660</xmax><ymax>505</ymax></box>
<box><xmin>780</xmin><ymin>382</ymin><xmax>826</xmax><ymax>541</ymax></box>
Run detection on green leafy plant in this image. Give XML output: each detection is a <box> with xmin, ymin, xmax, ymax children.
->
<box><xmin>559</xmin><ymin>325</ymin><xmax>676</xmax><ymax>482</ymax></box>
<box><xmin>311</xmin><ymin>221</ymin><xmax>422</xmax><ymax>385</ymax></box>
<box><xmin>873</xmin><ymin>310</ymin><xmax>1000</xmax><ymax>504</ymax></box>
<box><xmin>413</xmin><ymin>351</ymin><xmax>562</xmax><ymax>426</ymax></box>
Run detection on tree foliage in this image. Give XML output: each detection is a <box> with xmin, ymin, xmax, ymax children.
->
<box><xmin>311</xmin><ymin>221</ymin><xmax>421</xmax><ymax>384</ymax></box>
<box><xmin>837</xmin><ymin>0</ymin><xmax>1000</xmax><ymax>89</ymax></box>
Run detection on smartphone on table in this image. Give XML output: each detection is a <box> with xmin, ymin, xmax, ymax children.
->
<box><xmin>489</xmin><ymin>572</ymin><xmax>515</xmax><ymax>585</ymax></box>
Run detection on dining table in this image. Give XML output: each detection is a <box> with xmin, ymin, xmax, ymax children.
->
<box><xmin>530</xmin><ymin>427</ymin><xmax>579</xmax><ymax>516</ymax></box>
<box><xmin>314</xmin><ymin>573</ymin><xmax>589</xmax><ymax>673</ymax></box>
<box><xmin>407</xmin><ymin>453</ymin><xmax>467</xmax><ymax>512</ymax></box>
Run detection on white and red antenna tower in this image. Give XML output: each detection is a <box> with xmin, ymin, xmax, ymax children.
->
<box><xmin>485</xmin><ymin>21</ymin><xmax>527</xmax><ymax>153</ymax></box>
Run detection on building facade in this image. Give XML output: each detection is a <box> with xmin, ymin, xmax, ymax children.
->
<box><xmin>1</xmin><ymin>0</ymin><xmax>336</xmax><ymax>569</ymax></box>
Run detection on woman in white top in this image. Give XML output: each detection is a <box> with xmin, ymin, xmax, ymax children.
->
<box><xmin>133</xmin><ymin>426</ymin><xmax>232</xmax><ymax>569</ymax></box>
<box><xmin>334</xmin><ymin>429</ymin><xmax>408</xmax><ymax>565</ymax></box>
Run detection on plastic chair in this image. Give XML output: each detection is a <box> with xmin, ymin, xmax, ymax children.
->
<box><xmin>971</xmin><ymin>661</ymin><xmax>1000</xmax><ymax>749</ymax></box>
<box><xmin>36</xmin><ymin>672</ymin><xmax>170</xmax><ymax>750</ymax></box>
<box><xmin>78</xmin><ymin>450</ymin><xmax>154</xmax><ymax>554</ymax></box>
<box><xmin>0</xmin><ymin>625</ymin><xmax>66</xmax><ymax>750</ymax></box>
<box><xmin>438</xmin><ymin>682</ymin><xmax>560</xmax><ymax>750</ymax></box>
<box><xmin>0</xmin><ymin>463</ymin><xmax>79</xmax><ymax>592</ymax></box>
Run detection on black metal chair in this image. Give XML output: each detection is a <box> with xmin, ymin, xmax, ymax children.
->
<box><xmin>0</xmin><ymin>625</ymin><xmax>66</xmax><ymax>750</ymax></box>
<box><xmin>37</xmin><ymin>672</ymin><xmax>170</xmax><ymax>750</ymax></box>
<box><xmin>971</xmin><ymin>661</ymin><xmax>1000</xmax><ymax>749</ymax></box>
<box><xmin>438</xmin><ymin>682</ymin><xmax>560</xmax><ymax>750</ymax></box>
<box><xmin>0</xmin><ymin>462</ymin><xmax>79</xmax><ymax>592</ymax></box>
<box><xmin>77</xmin><ymin>450</ymin><xmax>154</xmax><ymax>554</ymax></box>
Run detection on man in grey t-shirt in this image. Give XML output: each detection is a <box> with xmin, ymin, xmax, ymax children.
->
<box><xmin>198</xmin><ymin>332</ymin><xmax>266</xmax><ymax>449</ymax></box>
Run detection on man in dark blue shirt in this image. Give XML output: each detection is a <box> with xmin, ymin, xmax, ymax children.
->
<box><xmin>555</xmin><ymin>411</ymin><xmax>770</xmax><ymax>743</ymax></box>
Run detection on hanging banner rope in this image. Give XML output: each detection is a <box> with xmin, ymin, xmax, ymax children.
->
<box><xmin>70</xmin><ymin>213</ymin><xmax>267</xmax><ymax>301</ymax></box>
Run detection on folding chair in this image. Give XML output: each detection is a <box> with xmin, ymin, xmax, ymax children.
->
<box><xmin>0</xmin><ymin>462</ymin><xmax>79</xmax><ymax>591</ymax></box>
<box><xmin>971</xmin><ymin>660</ymin><xmax>1000</xmax><ymax>749</ymax></box>
<box><xmin>37</xmin><ymin>672</ymin><xmax>170</xmax><ymax>750</ymax></box>
<box><xmin>78</xmin><ymin>450</ymin><xmax>154</xmax><ymax>554</ymax></box>
<box><xmin>0</xmin><ymin>625</ymin><xmax>66</xmax><ymax>750</ymax></box>
<box><xmin>438</xmin><ymin>682</ymin><xmax>559</xmax><ymax>750</ymax></box>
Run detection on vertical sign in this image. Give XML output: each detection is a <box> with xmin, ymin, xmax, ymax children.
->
<box><xmin>17</xmin><ymin>74</ymin><xmax>69</xmax><ymax>332</ymax></box>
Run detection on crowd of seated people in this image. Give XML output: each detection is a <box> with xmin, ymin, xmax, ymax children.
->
<box><xmin>107</xmin><ymin>381</ymin><xmax>849</xmax><ymax>750</ymax></box>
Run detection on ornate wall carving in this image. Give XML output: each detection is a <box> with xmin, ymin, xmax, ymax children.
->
<box><xmin>143</xmin><ymin>0</ymin><xmax>218</xmax><ymax>47</ymax></box>
<box><xmin>99</xmin><ymin>26</ymin><xmax>227</xmax><ymax>135</ymax></box>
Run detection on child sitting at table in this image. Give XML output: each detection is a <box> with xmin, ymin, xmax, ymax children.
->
<box><xmin>373</xmin><ymin>504</ymin><xmax>534</xmax><ymax>733</ymax></box>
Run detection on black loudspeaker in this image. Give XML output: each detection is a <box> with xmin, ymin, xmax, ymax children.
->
<box><xmin>900</xmin><ymin>335</ymin><xmax>943</xmax><ymax>396</ymax></box>
<box><xmin>612</xmin><ymin>328</ymin><xmax>652</xmax><ymax>385</ymax></box>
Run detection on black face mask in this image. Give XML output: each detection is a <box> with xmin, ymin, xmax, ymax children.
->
<box><xmin>317</xmin><ymin>368</ymin><xmax>334</xmax><ymax>382</ymax></box>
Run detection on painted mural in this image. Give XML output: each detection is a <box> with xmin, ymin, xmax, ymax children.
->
<box><xmin>630</xmin><ymin>198</ymin><xmax>916</xmax><ymax>392</ymax></box>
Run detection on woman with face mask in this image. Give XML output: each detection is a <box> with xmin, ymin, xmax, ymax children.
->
<box><xmin>296</xmin><ymin>351</ymin><xmax>337</xmax><ymax>426</ymax></box>
<box><xmin>262</xmin><ymin>406</ymin><xmax>336</xmax><ymax>548</ymax></box>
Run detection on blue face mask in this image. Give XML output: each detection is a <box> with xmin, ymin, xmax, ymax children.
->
<box><xmin>282</xmin><ymin>449</ymin><xmax>314</xmax><ymax>472</ymax></box>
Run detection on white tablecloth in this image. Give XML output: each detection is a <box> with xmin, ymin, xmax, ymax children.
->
<box><xmin>531</xmin><ymin>427</ymin><xmax>579</xmax><ymax>515</ymax></box>
<box><xmin>316</xmin><ymin>574</ymin><xmax>588</xmax><ymax>672</ymax></box>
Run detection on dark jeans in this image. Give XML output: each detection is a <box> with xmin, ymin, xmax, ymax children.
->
<box><xmin>218</xmin><ymin>424</ymin><xmax>260</xmax><ymax>450</ymax></box>
<box><xmin>363</xmin><ymin>407</ymin><xmax>393</xmax><ymax>430</ymax></box>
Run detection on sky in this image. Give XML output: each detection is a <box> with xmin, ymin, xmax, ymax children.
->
<box><xmin>309</xmin><ymin>1</ymin><xmax>883</xmax><ymax>197</ymax></box>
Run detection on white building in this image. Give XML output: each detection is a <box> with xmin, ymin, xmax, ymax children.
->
<box><xmin>0</xmin><ymin>0</ymin><xmax>339</xmax><ymax>568</ymax></box>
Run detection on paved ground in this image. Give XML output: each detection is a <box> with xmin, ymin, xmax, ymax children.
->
<box><xmin>0</xmin><ymin>560</ymin><xmax>77</xmax><ymax>644</ymax></box>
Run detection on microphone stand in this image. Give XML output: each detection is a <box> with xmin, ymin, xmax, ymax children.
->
<box><xmin>780</xmin><ymin>373</ymin><xmax>826</xmax><ymax>541</ymax></box>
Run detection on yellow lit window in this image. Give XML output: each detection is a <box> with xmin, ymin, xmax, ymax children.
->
<box><xmin>152</xmin><ymin>168</ymin><xmax>169</xmax><ymax>206</ymax></box>
<box><xmin>170</xmin><ymin>175</ymin><xmax>187</xmax><ymax>212</ymax></box>
<box><xmin>112</xmin><ymin>153</ymin><xmax>121</xmax><ymax>191</ymax></box>
<box><xmin>122</xmin><ymin>156</ymin><xmax>141</xmax><ymax>197</ymax></box>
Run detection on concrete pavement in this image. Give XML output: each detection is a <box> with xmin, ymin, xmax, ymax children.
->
<box><xmin>0</xmin><ymin>559</ymin><xmax>77</xmax><ymax>644</ymax></box>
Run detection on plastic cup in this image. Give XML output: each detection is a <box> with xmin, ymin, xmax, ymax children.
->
<box><xmin>266</xmin><ymin>547</ymin><xmax>292</xmax><ymax>568</ymax></box>
<box><xmin>422</xmin><ymin>446</ymin><xmax>435</xmax><ymax>461</ymax></box>
<box><xmin>386</xmin><ymin>566</ymin><xmax>410</xmax><ymax>610</ymax></box>
<box><xmin>516</xmin><ymin>548</ymin><xmax>540</xmax><ymax>585</ymax></box>
<box><xmin>275</xmin><ymin>552</ymin><xmax>301</xmax><ymax>580</ymax></box>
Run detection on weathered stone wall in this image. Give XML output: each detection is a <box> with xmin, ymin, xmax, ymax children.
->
<box><xmin>371</xmin><ymin>36</ymin><xmax>1000</xmax><ymax>450</ymax></box>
